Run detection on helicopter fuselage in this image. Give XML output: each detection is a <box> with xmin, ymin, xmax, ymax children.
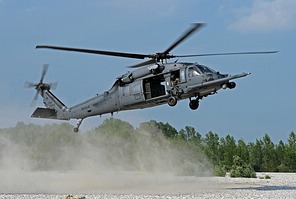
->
<box><xmin>32</xmin><ymin>62</ymin><xmax>249</xmax><ymax>127</ymax></box>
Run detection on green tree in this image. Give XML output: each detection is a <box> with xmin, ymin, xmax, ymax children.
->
<box><xmin>275</xmin><ymin>140</ymin><xmax>289</xmax><ymax>172</ymax></box>
<box><xmin>138</xmin><ymin>120</ymin><xmax>178</xmax><ymax>138</ymax></box>
<box><xmin>178</xmin><ymin>126</ymin><xmax>201</xmax><ymax>142</ymax></box>
<box><xmin>155</xmin><ymin>121</ymin><xmax>178</xmax><ymax>138</ymax></box>
<box><xmin>237</xmin><ymin>139</ymin><xmax>249</xmax><ymax>164</ymax></box>
<box><xmin>203</xmin><ymin>131</ymin><xmax>220</xmax><ymax>165</ymax></box>
<box><xmin>138</xmin><ymin>120</ymin><xmax>161</xmax><ymax>135</ymax></box>
<box><xmin>220</xmin><ymin>135</ymin><xmax>236</xmax><ymax>170</ymax></box>
<box><xmin>96</xmin><ymin>117</ymin><xmax>134</xmax><ymax>137</ymax></box>
<box><xmin>262</xmin><ymin>134</ymin><xmax>276</xmax><ymax>171</ymax></box>
<box><xmin>286</xmin><ymin>131</ymin><xmax>296</xmax><ymax>171</ymax></box>
<box><xmin>249</xmin><ymin>139</ymin><xmax>263</xmax><ymax>171</ymax></box>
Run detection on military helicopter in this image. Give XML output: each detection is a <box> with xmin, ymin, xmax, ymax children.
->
<box><xmin>25</xmin><ymin>23</ymin><xmax>277</xmax><ymax>132</ymax></box>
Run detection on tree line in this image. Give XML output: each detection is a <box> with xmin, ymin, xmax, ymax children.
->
<box><xmin>138</xmin><ymin>119</ymin><xmax>296</xmax><ymax>173</ymax></box>
<box><xmin>0</xmin><ymin>119</ymin><xmax>295</xmax><ymax>175</ymax></box>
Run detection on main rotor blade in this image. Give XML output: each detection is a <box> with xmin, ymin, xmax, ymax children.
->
<box><xmin>174</xmin><ymin>51</ymin><xmax>278</xmax><ymax>58</ymax></box>
<box><xmin>36</xmin><ymin>45</ymin><xmax>149</xmax><ymax>60</ymax></box>
<box><xmin>163</xmin><ymin>23</ymin><xmax>205</xmax><ymax>55</ymax></box>
<box><xmin>128</xmin><ymin>59</ymin><xmax>156</xmax><ymax>68</ymax></box>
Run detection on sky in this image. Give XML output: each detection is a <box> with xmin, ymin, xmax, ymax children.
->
<box><xmin>0</xmin><ymin>0</ymin><xmax>295</xmax><ymax>142</ymax></box>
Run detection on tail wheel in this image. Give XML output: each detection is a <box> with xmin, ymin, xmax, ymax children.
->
<box><xmin>167</xmin><ymin>96</ymin><xmax>177</xmax><ymax>106</ymax></box>
<box><xmin>73</xmin><ymin>118</ymin><xmax>83</xmax><ymax>133</ymax></box>
<box><xmin>189</xmin><ymin>99</ymin><xmax>199</xmax><ymax>110</ymax></box>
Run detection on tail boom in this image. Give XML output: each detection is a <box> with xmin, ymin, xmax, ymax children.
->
<box><xmin>31</xmin><ymin>90</ymin><xmax>70</xmax><ymax>120</ymax></box>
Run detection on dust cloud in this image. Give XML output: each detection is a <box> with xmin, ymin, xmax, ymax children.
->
<box><xmin>0</xmin><ymin>123</ymin><xmax>214</xmax><ymax>194</ymax></box>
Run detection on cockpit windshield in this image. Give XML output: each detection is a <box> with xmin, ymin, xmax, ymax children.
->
<box><xmin>196</xmin><ymin>64</ymin><xmax>216</xmax><ymax>74</ymax></box>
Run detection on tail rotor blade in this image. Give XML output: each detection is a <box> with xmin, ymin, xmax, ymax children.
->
<box><xmin>24</xmin><ymin>81</ymin><xmax>37</xmax><ymax>89</ymax></box>
<box><xmin>40</xmin><ymin>64</ymin><xmax>49</xmax><ymax>83</ymax></box>
<box><xmin>31</xmin><ymin>91</ymin><xmax>39</xmax><ymax>107</ymax></box>
<box><xmin>49</xmin><ymin>81</ymin><xmax>58</xmax><ymax>90</ymax></box>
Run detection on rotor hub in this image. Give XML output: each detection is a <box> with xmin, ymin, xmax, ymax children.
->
<box><xmin>36</xmin><ymin>83</ymin><xmax>50</xmax><ymax>91</ymax></box>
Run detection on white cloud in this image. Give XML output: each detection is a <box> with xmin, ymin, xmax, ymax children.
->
<box><xmin>228</xmin><ymin>0</ymin><xmax>296</xmax><ymax>32</ymax></box>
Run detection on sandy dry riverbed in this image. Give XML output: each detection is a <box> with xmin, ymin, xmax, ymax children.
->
<box><xmin>0</xmin><ymin>171</ymin><xmax>295</xmax><ymax>198</ymax></box>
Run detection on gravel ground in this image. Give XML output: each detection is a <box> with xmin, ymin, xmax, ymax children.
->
<box><xmin>0</xmin><ymin>172</ymin><xmax>295</xmax><ymax>199</ymax></box>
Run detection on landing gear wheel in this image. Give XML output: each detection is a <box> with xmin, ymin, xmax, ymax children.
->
<box><xmin>73</xmin><ymin>127</ymin><xmax>79</xmax><ymax>133</ymax></box>
<box><xmin>227</xmin><ymin>82</ymin><xmax>236</xmax><ymax>89</ymax></box>
<box><xmin>167</xmin><ymin>96</ymin><xmax>177</xmax><ymax>107</ymax></box>
<box><xmin>189</xmin><ymin>100</ymin><xmax>199</xmax><ymax>110</ymax></box>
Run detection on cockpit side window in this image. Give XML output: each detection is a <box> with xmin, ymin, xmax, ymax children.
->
<box><xmin>188</xmin><ymin>66</ymin><xmax>201</xmax><ymax>78</ymax></box>
<box><xmin>179</xmin><ymin>69</ymin><xmax>186</xmax><ymax>82</ymax></box>
<box><xmin>197</xmin><ymin>65</ymin><xmax>215</xmax><ymax>73</ymax></box>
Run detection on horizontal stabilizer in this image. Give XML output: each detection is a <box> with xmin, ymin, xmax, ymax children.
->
<box><xmin>31</xmin><ymin>107</ymin><xmax>67</xmax><ymax>120</ymax></box>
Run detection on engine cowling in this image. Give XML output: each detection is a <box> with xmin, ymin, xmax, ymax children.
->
<box><xmin>120</xmin><ymin>64</ymin><xmax>164</xmax><ymax>84</ymax></box>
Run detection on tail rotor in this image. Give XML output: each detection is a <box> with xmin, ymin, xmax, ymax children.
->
<box><xmin>24</xmin><ymin>64</ymin><xmax>58</xmax><ymax>106</ymax></box>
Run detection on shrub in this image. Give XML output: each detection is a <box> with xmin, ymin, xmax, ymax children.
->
<box><xmin>230</xmin><ymin>155</ymin><xmax>256</xmax><ymax>178</ymax></box>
